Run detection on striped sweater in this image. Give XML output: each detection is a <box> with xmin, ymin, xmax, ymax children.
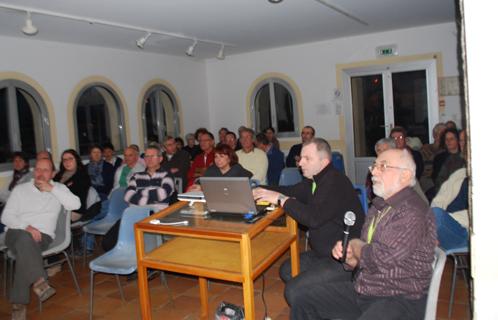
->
<box><xmin>124</xmin><ymin>168</ymin><xmax>175</xmax><ymax>210</ymax></box>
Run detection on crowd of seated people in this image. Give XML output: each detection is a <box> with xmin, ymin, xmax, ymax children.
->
<box><xmin>0</xmin><ymin>120</ymin><xmax>470</xmax><ymax>320</ymax></box>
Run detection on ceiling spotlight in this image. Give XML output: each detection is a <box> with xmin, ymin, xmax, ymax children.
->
<box><xmin>136</xmin><ymin>32</ymin><xmax>151</xmax><ymax>49</ymax></box>
<box><xmin>185</xmin><ymin>40</ymin><xmax>197</xmax><ymax>57</ymax></box>
<box><xmin>22</xmin><ymin>11</ymin><xmax>38</xmax><ymax>36</ymax></box>
<box><xmin>268</xmin><ymin>0</ymin><xmax>283</xmax><ymax>3</ymax></box>
<box><xmin>217</xmin><ymin>44</ymin><xmax>225</xmax><ymax>60</ymax></box>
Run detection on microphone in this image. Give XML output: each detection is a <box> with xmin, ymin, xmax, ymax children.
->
<box><xmin>341</xmin><ymin>211</ymin><xmax>356</xmax><ymax>263</ymax></box>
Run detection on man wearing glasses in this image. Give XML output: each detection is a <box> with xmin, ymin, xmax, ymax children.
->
<box><xmin>390</xmin><ymin>127</ymin><xmax>424</xmax><ymax>180</ymax></box>
<box><xmin>291</xmin><ymin>148</ymin><xmax>436</xmax><ymax>320</ymax></box>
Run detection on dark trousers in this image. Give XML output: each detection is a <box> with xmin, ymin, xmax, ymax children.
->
<box><xmin>5</xmin><ymin>229</ymin><xmax>52</xmax><ymax>304</ymax></box>
<box><xmin>291</xmin><ymin>280</ymin><xmax>427</xmax><ymax>320</ymax></box>
<box><xmin>280</xmin><ymin>250</ymin><xmax>353</xmax><ymax>307</ymax></box>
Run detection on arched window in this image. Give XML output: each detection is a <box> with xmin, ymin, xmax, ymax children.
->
<box><xmin>74</xmin><ymin>84</ymin><xmax>126</xmax><ymax>156</ymax></box>
<box><xmin>142</xmin><ymin>84</ymin><xmax>180</xmax><ymax>145</ymax></box>
<box><xmin>252</xmin><ymin>78</ymin><xmax>299</xmax><ymax>137</ymax></box>
<box><xmin>0</xmin><ymin>79</ymin><xmax>51</xmax><ymax>168</ymax></box>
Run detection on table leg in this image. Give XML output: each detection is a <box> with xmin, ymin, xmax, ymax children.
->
<box><xmin>199</xmin><ymin>277</ymin><xmax>209</xmax><ymax>319</ymax></box>
<box><xmin>288</xmin><ymin>216</ymin><xmax>300</xmax><ymax>277</ymax></box>
<box><xmin>135</xmin><ymin>228</ymin><xmax>151</xmax><ymax>320</ymax></box>
<box><xmin>240</xmin><ymin>234</ymin><xmax>255</xmax><ymax>320</ymax></box>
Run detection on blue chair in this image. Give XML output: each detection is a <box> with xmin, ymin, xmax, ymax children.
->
<box><xmin>88</xmin><ymin>206</ymin><xmax>154</xmax><ymax>319</ymax></box>
<box><xmin>424</xmin><ymin>247</ymin><xmax>447</xmax><ymax>320</ymax></box>
<box><xmin>353</xmin><ymin>184</ymin><xmax>368</xmax><ymax>214</ymax></box>
<box><xmin>278</xmin><ymin>167</ymin><xmax>303</xmax><ymax>186</ymax></box>
<box><xmin>82</xmin><ymin>187</ymin><xmax>129</xmax><ymax>264</ymax></box>
<box><xmin>444</xmin><ymin>245</ymin><xmax>470</xmax><ymax>318</ymax></box>
<box><xmin>331</xmin><ymin>152</ymin><xmax>345</xmax><ymax>174</ymax></box>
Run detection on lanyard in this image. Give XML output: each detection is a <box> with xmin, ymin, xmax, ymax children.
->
<box><xmin>311</xmin><ymin>181</ymin><xmax>317</xmax><ymax>194</ymax></box>
<box><xmin>367</xmin><ymin>206</ymin><xmax>392</xmax><ymax>244</ymax></box>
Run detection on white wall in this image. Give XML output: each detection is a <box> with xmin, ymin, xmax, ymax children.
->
<box><xmin>206</xmin><ymin>22</ymin><xmax>462</xmax><ymax>141</ymax></box>
<box><xmin>0</xmin><ymin>35</ymin><xmax>210</xmax><ymax>153</ymax></box>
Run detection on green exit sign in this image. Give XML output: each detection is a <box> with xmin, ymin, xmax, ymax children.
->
<box><xmin>376</xmin><ymin>45</ymin><xmax>398</xmax><ymax>58</ymax></box>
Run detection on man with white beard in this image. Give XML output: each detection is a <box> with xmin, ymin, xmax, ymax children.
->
<box><xmin>290</xmin><ymin>149</ymin><xmax>437</xmax><ymax>320</ymax></box>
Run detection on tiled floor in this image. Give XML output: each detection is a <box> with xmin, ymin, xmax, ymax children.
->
<box><xmin>0</xmin><ymin>247</ymin><xmax>471</xmax><ymax>320</ymax></box>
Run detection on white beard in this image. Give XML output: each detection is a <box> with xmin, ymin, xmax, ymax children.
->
<box><xmin>372</xmin><ymin>176</ymin><xmax>401</xmax><ymax>199</ymax></box>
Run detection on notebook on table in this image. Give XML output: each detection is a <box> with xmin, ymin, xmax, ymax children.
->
<box><xmin>199</xmin><ymin>177</ymin><xmax>268</xmax><ymax>223</ymax></box>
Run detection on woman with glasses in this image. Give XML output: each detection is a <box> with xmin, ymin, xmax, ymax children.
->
<box><xmin>54</xmin><ymin>149</ymin><xmax>100</xmax><ymax>222</ymax></box>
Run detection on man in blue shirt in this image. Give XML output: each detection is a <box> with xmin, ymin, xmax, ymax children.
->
<box><xmin>256</xmin><ymin>132</ymin><xmax>284</xmax><ymax>186</ymax></box>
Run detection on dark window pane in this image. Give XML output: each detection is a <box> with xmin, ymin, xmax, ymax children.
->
<box><xmin>76</xmin><ymin>87</ymin><xmax>112</xmax><ymax>155</ymax></box>
<box><xmin>255</xmin><ymin>84</ymin><xmax>271</xmax><ymax>132</ymax></box>
<box><xmin>351</xmin><ymin>75</ymin><xmax>385</xmax><ymax>157</ymax></box>
<box><xmin>392</xmin><ymin>70</ymin><xmax>429</xmax><ymax>144</ymax></box>
<box><xmin>144</xmin><ymin>95</ymin><xmax>160</xmax><ymax>144</ymax></box>
<box><xmin>0</xmin><ymin>88</ymin><xmax>10</xmax><ymax>163</ymax></box>
<box><xmin>274</xmin><ymin>83</ymin><xmax>294</xmax><ymax>133</ymax></box>
<box><xmin>16</xmin><ymin>88</ymin><xmax>37</xmax><ymax>159</ymax></box>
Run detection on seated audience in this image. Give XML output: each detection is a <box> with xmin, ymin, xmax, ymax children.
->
<box><xmin>183</xmin><ymin>133</ymin><xmax>201</xmax><ymax>161</ymax></box>
<box><xmin>187</xmin><ymin>131</ymin><xmax>215</xmax><ymax>188</ymax></box>
<box><xmin>366</xmin><ymin>138</ymin><xmax>428</xmax><ymax>204</ymax></box>
<box><xmin>54</xmin><ymin>149</ymin><xmax>99</xmax><ymax>222</ymax></box>
<box><xmin>218</xmin><ymin>127</ymin><xmax>228</xmax><ymax>146</ymax></box>
<box><xmin>113</xmin><ymin>146</ymin><xmax>145</xmax><ymax>189</ymax></box>
<box><xmin>253</xmin><ymin>138</ymin><xmax>364</xmax><ymax>308</ymax></box>
<box><xmin>161</xmin><ymin>136</ymin><xmax>191</xmax><ymax>192</ymax></box>
<box><xmin>264</xmin><ymin>127</ymin><xmax>280</xmax><ymax>150</ymax></box>
<box><xmin>1</xmin><ymin>158</ymin><xmax>80</xmax><ymax>319</ymax></box>
<box><xmin>431</xmin><ymin>167</ymin><xmax>469</xmax><ymax>250</ymax></box>
<box><xmin>36</xmin><ymin>150</ymin><xmax>53</xmax><ymax>161</ymax></box>
<box><xmin>102</xmin><ymin>145</ymin><xmax>175</xmax><ymax>251</ymax></box>
<box><xmin>86</xmin><ymin>145</ymin><xmax>114</xmax><ymax>200</ymax></box>
<box><xmin>225</xmin><ymin>131</ymin><xmax>238</xmax><ymax>150</ymax></box>
<box><xmin>0</xmin><ymin>152</ymin><xmax>33</xmax><ymax>205</ymax></box>
<box><xmin>255</xmin><ymin>132</ymin><xmax>284</xmax><ymax>186</ymax></box>
<box><xmin>286</xmin><ymin>126</ymin><xmax>315</xmax><ymax>167</ymax></box>
<box><xmin>175</xmin><ymin>137</ymin><xmax>185</xmax><ymax>151</ymax></box>
<box><xmin>445</xmin><ymin>120</ymin><xmax>457</xmax><ymax>129</ymax></box>
<box><xmin>188</xmin><ymin>144</ymin><xmax>252</xmax><ymax>191</ymax></box>
<box><xmin>420</xmin><ymin>122</ymin><xmax>447</xmax><ymax>191</ymax></box>
<box><xmin>102</xmin><ymin>142</ymin><xmax>122</xmax><ymax>172</ymax></box>
<box><xmin>0</xmin><ymin>152</ymin><xmax>33</xmax><ymax>232</ymax></box>
<box><xmin>236</xmin><ymin>128</ymin><xmax>268</xmax><ymax>185</ymax></box>
<box><xmin>431</xmin><ymin>128</ymin><xmax>466</xmax><ymax>197</ymax></box>
<box><xmin>390</xmin><ymin>126</ymin><xmax>424</xmax><ymax>179</ymax></box>
<box><xmin>290</xmin><ymin>149</ymin><xmax>436</xmax><ymax>319</ymax></box>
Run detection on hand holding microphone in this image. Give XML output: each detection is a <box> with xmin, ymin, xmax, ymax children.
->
<box><xmin>341</xmin><ymin>211</ymin><xmax>356</xmax><ymax>263</ymax></box>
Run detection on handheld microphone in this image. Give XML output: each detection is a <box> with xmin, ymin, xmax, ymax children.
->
<box><xmin>341</xmin><ymin>211</ymin><xmax>356</xmax><ymax>263</ymax></box>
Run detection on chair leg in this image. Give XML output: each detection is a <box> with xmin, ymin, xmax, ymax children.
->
<box><xmin>2</xmin><ymin>252</ymin><xmax>7</xmax><ymax>297</ymax></box>
<box><xmin>83</xmin><ymin>233</ymin><xmax>87</xmax><ymax>267</ymax></box>
<box><xmin>89</xmin><ymin>270</ymin><xmax>94</xmax><ymax>320</ymax></box>
<box><xmin>116</xmin><ymin>274</ymin><xmax>125</xmax><ymax>302</ymax></box>
<box><xmin>63</xmin><ymin>251</ymin><xmax>81</xmax><ymax>295</ymax></box>
<box><xmin>449</xmin><ymin>254</ymin><xmax>459</xmax><ymax>318</ymax></box>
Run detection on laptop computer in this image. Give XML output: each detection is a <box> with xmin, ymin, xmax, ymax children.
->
<box><xmin>199</xmin><ymin>177</ymin><xmax>267</xmax><ymax>222</ymax></box>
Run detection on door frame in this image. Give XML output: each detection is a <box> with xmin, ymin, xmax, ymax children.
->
<box><xmin>341</xmin><ymin>58</ymin><xmax>440</xmax><ymax>183</ymax></box>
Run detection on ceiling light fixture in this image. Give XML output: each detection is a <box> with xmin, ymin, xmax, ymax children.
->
<box><xmin>0</xmin><ymin>3</ymin><xmax>235</xmax><ymax>59</ymax></box>
<box><xmin>217</xmin><ymin>44</ymin><xmax>225</xmax><ymax>60</ymax></box>
<box><xmin>136</xmin><ymin>32</ymin><xmax>151</xmax><ymax>49</ymax></box>
<box><xmin>185</xmin><ymin>40</ymin><xmax>197</xmax><ymax>57</ymax></box>
<box><xmin>268</xmin><ymin>0</ymin><xmax>283</xmax><ymax>3</ymax></box>
<box><xmin>22</xmin><ymin>11</ymin><xmax>38</xmax><ymax>35</ymax></box>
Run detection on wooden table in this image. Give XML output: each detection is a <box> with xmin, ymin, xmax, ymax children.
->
<box><xmin>134</xmin><ymin>201</ymin><xmax>300</xmax><ymax>320</ymax></box>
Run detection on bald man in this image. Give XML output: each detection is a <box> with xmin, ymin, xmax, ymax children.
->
<box><xmin>291</xmin><ymin>149</ymin><xmax>436</xmax><ymax>320</ymax></box>
<box><xmin>113</xmin><ymin>146</ymin><xmax>146</xmax><ymax>189</ymax></box>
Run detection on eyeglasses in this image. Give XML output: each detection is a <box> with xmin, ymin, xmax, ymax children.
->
<box><xmin>392</xmin><ymin>135</ymin><xmax>404</xmax><ymax>140</ymax></box>
<box><xmin>143</xmin><ymin>154</ymin><xmax>160</xmax><ymax>158</ymax></box>
<box><xmin>62</xmin><ymin>157</ymin><xmax>75</xmax><ymax>162</ymax></box>
<box><xmin>368</xmin><ymin>163</ymin><xmax>408</xmax><ymax>173</ymax></box>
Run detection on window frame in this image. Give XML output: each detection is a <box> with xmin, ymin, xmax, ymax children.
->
<box><xmin>73</xmin><ymin>82</ymin><xmax>126</xmax><ymax>156</ymax></box>
<box><xmin>251</xmin><ymin>78</ymin><xmax>299</xmax><ymax>138</ymax></box>
<box><xmin>0</xmin><ymin>79</ymin><xmax>51</xmax><ymax>171</ymax></box>
<box><xmin>141</xmin><ymin>84</ymin><xmax>180</xmax><ymax>146</ymax></box>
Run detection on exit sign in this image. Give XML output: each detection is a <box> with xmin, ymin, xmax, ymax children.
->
<box><xmin>376</xmin><ymin>44</ymin><xmax>398</xmax><ymax>58</ymax></box>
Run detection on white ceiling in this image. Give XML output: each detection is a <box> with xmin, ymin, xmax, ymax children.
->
<box><xmin>0</xmin><ymin>0</ymin><xmax>456</xmax><ymax>59</ymax></box>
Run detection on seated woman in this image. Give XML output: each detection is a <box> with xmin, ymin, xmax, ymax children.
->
<box><xmin>86</xmin><ymin>145</ymin><xmax>114</xmax><ymax>201</ymax></box>
<box><xmin>188</xmin><ymin>144</ymin><xmax>252</xmax><ymax>191</ymax></box>
<box><xmin>431</xmin><ymin>167</ymin><xmax>469</xmax><ymax>250</ymax></box>
<box><xmin>0</xmin><ymin>152</ymin><xmax>33</xmax><ymax>232</ymax></box>
<box><xmin>429</xmin><ymin>128</ymin><xmax>466</xmax><ymax>200</ymax></box>
<box><xmin>54</xmin><ymin>149</ymin><xmax>100</xmax><ymax>222</ymax></box>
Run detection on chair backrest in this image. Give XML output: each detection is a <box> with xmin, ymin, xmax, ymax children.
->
<box><xmin>278</xmin><ymin>167</ymin><xmax>303</xmax><ymax>186</ymax></box>
<box><xmin>353</xmin><ymin>184</ymin><xmax>369</xmax><ymax>214</ymax></box>
<box><xmin>43</xmin><ymin>209</ymin><xmax>71</xmax><ymax>257</ymax></box>
<box><xmin>86</xmin><ymin>186</ymin><xmax>101</xmax><ymax>208</ymax></box>
<box><xmin>331</xmin><ymin>152</ymin><xmax>345</xmax><ymax>174</ymax></box>
<box><xmin>424</xmin><ymin>247</ymin><xmax>447</xmax><ymax>320</ymax></box>
<box><xmin>115</xmin><ymin>206</ymin><xmax>153</xmax><ymax>253</ymax></box>
<box><xmin>174</xmin><ymin>177</ymin><xmax>183</xmax><ymax>193</ymax></box>
<box><xmin>107</xmin><ymin>187</ymin><xmax>129</xmax><ymax>219</ymax></box>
